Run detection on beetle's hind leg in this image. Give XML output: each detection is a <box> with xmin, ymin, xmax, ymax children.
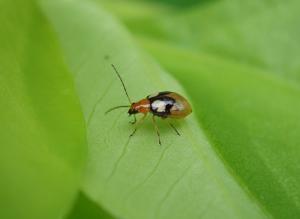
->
<box><xmin>152</xmin><ymin>115</ymin><xmax>162</xmax><ymax>145</ymax></box>
<box><xmin>129</xmin><ymin>114</ymin><xmax>146</xmax><ymax>137</ymax></box>
<box><xmin>168</xmin><ymin>122</ymin><xmax>180</xmax><ymax>136</ymax></box>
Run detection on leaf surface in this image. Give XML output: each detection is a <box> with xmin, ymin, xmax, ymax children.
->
<box><xmin>41</xmin><ymin>0</ymin><xmax>268</xmax><ymax>219</ymax></box>
<box><xmin>0</xmin><ymin>1</ymin><xmax>87</xmax><ymax>219</ymax></box>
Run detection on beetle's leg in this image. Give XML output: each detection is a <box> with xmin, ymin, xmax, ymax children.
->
<box><xmin>129</xmin><ymin>114</ymin><xmax>146</xmax><ymax>137</ymax></box>
<box><xmin>168</xmin><ymin>123</ymin><xmax>180</xmax><ymax>136</ymax></box>
<box><xmin>129</xmin><ymin>114</ymin><xmax>137</xmax><ymax>124</ymax></box>
<box><xmin>152</xmin><ymin>115</ymin><xmax>161</xmax><ymax>145</ymax></box>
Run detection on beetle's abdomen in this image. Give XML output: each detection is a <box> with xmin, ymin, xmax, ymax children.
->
<box><xmin>147</xmin><ymin>91</ymin><xmax>192</xmax><ymax>118</ymax></box>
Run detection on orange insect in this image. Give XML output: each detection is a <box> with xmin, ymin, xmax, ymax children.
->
<box><xmin>106</xmin><ymin>64</ymin><xmax>192</xmax><ymax>145</ymax></box>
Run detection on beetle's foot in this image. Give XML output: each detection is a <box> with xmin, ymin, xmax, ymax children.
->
<box><xmin>129</xmin><ymin>128</ymin><xmax>137</xmax><ymax>137</ymax></box>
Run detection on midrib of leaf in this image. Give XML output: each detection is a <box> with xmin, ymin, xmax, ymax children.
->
<box><xmin>41</xmin><ymin>0</ymin><xmax>269</xmax><ymax>218</ymax></box>
<box><xmin>180</xmin><ymin>121</ymin><xmax>272</xmax><ymax>218</ymax></box>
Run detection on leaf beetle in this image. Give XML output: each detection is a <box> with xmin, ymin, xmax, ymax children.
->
<box><xmin>106</xmin><ymin>64</ymin><xmax>192</xmax><ymax>145</ymax></box>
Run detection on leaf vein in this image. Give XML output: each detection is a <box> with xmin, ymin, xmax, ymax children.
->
<box><xmin>123</xmin><ymin>142</ymin><xmax>173</xmax><ymax>203</ymax></box>
<box><xmin>87</xmin><ymin>79</ymin><xmax>114</xmax><ymax>126</ymax></box>
<box><xmin>155</xmin><ymin>162</ymin><xmax>195</xmax><ymax>219</ymax></box>
<box><xmin>105</xmin><ymin>137</ymin><xmax>131</xmax><ymax>183</ymax></box>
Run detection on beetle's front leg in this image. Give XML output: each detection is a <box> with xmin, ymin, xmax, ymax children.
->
<box><xmin>129</xmin><ymin>114</ymin><xmax>137</xmax><ymax>125</ymax></box>
<box><xmin>129</xmin><ymin>113</ymin><xmax>147</xmax><ymax>137</ymax></box>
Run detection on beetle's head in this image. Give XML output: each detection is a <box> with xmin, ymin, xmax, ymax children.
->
<box><xmin>128</xmin><ymin>103</ymin><xmax>138</xmax><ymax>115</ymax></box>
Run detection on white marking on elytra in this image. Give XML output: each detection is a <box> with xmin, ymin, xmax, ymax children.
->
<box><xmin>152</xmin><ymin>100</ymin><xmax>167</xmax><ymax>112</ymax></box>
<box><xmin>171</xmin><ymin>102</ymin><xmax>184</xmax><ymax>111</ymax></box>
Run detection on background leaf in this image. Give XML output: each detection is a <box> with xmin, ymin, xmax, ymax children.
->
<box><xmin>141</xmin><ymin>39</ymin><xmax>300</xmax><ymax>219</ymax></box>
<box><xmin>102</xmin><ymin>0</ymin><xmax>300</xmax><ymax>84</ymax></box>
<box><xmin>0</xmin><ymin>1</ymin><xmax>87</xmax><ymax>219</ymax></box>
<box><xmin>41</xmin><ymin>0</ymin><xmax>269</xmax><ymax>219</ymax></box>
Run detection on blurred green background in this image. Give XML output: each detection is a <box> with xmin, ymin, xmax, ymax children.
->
<box><xmin>1</xmin><ymin>0</ymin><xmax>300</xmax><ymax>219</ymax></box>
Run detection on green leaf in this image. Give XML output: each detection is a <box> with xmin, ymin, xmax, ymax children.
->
<box><xmin>170</xmin><ymin>0</ymin><xmax>300</xmax><ymax>83</ymax></box>
<box><xmin>102</xmin><ymin>0</ymin><xmax>300</xmax><ymax>84</ymax></box>
<box><xmin>141</xmin><ymin>38</ymin><xmax>300</xmax><ymax>218</ymax></box>
<box><xmin>41</xmin><ymin>0</ymin><xmax>269</xmax><ymax>218</ymax></box>
<box><xmin>0</xmin><ymin>1</ymin><xmax>87</xmax><ymax>219</ymax></box>
<box><xmin>142</xmin><ymin>0</ymin><xmax>210</xmax><ymax>7</ymax></box>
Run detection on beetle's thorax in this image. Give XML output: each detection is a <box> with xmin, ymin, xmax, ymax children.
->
<box><xmin>128</xmin><ymin>99</ymin><xmax>150</xmax><ymax>115</ymax></box>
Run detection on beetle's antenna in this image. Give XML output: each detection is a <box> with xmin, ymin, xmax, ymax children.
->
<box><xmin>111</xmin><ymin>64</ymin><xmax>132</xmax><ymax>104</ymax></box>
<box><xmin>105</xmin><ymin>105</ymin><xmax>130</xmax><ymax>114</ymax></box>
<box><xmin>107</xmin><ymin>64</ymin><xmax>136</xmax><ymax>122</ymax></box>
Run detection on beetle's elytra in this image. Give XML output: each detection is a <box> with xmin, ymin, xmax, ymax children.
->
<box><xmin>106</xmin><ymin>64</ymin><xmax>192</xmax><ymax>145</ymax></box>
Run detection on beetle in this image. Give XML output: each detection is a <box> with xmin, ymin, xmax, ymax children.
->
<box><xmin>106</xmin><ymin>64</ymin><xmax>192</xmax><ymax>145</ymax></box>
